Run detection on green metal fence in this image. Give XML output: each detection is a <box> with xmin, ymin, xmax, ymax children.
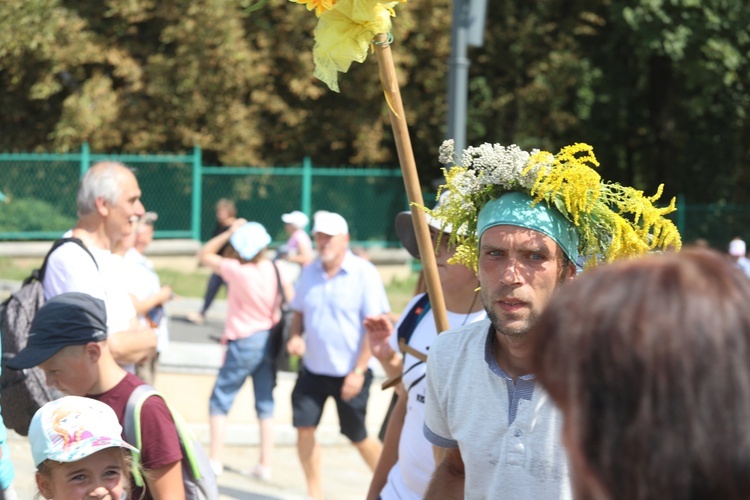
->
<box><xmin>1</xmin><ymin>144</ymin><xmax>748</xmax><ymax>251</ymax></box>
<box><xmin>0</xmin><ymin>144</ymin><xmax>408</xmax><ymax>245</ymax></box>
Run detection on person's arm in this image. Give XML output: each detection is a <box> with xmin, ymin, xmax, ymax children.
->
<box><xmin>424</xmin><ymin>447</ymin><xmax>465</xmax><ymax>499</ymax></box>
<box><xmin>129</xmin><ymin>286</ymin><xmax>172</xmax><ymax>316</ymax></box>
<box><xmin>286</xmin><ymin>311</ymin><xmax>305</xmax><ymax>356</ymax></box>
<box><xmin>366</xmin><ymin>387</ymin><xmax>407</xmax><ymax>500</ymax></box>
<box><xmin>138</xmin><ymin>394</ymin><xmax>185</xmax><ymax>499</ymax></box>
<box><xmin>107</xmin><ymin>317</ymin><xmax>157</xmax><ymax>365</ymax></box>
<box><xmin>198</xmin><ymin>218</ymin><xmax>247</xmax><ymax>273</ymax></box>
<box><xmin>341</xmin><ymin>325</ymin><xmax>373</xmax><ymax>401</ymax></box>
<box><xmin>145</xmin><ymin>460</ymin><xmax>185</xmax><ymax>500</ymax></box>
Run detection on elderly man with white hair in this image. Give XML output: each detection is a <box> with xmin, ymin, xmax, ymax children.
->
<box><xmin>43</xmin><ymin>161</ymin><xmax>157</xmax><ymax>369</ymax></box>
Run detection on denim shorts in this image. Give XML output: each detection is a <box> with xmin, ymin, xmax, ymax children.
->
<box><xmin>209</xmin><ymin>330</ymin><xmax>275</xmax><ymax>419</ymax></box>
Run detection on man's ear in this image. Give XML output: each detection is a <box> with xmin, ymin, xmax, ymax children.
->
<box><xmin>95</xmin><ymin>196</ymin><xmax>109</xmax><ymax>217</ymax></box>
<box><xmin>84</xmin><ymin>342</ymin><xmax>102</xmax><ymax>363</ymax></box>
<box><xmin>566</xmin><ymin>261</ymin><xmax>577</xmax><ymax>281</ymax></box>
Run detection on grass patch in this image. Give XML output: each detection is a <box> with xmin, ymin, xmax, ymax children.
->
<box><xmin>0</xmin><ymin>257</ymin><xmax>38</xmax><ymax>281</ymax></box>
<box><xmin>158</xmin><ymin>268</ymin><xmax>419</xmax><ymax>315</ymax></box>
<box><xmin>386</xmin><ymin>272</ymin><xmax>419</xmax><ymax>315</ymax></box>
<box><xmin>0</xmin><ymin>257</ymin><xmax>418</xmax><ymax>316</ymax></box>
<box><xmin>156</xmin><ymin>268</ymin><xmax>227</xmax><ymax>301</ymax></box>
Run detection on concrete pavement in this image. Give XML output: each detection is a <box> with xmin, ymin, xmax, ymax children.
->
<box><xmin>5</xmin><ymin>295</ymin><xmax>397</xmax><ymax>499</ymax></box>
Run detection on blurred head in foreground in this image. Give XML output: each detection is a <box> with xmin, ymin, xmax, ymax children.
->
<box><xmin>533</xmin><ymin>247</ymin><xmax>750</xmax><ymax>500</ymax></box>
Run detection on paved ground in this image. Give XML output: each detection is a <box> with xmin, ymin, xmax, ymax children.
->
<box><xmin>6</xmin><ymin>295</ymin><xmax>396</xmax><ymax>499</ymax></box>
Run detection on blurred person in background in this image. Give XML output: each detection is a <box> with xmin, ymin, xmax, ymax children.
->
<box><xmin>187</xmin><ymin>198</ymin><xmax>237</xmax><ymax>325</ymax></box>
<box><xmin>275</xmin><ymin>210</ymin><xmax>313</xmax><ymax>284</ymax></box>
<box><xmin>199</xmin><ymin>219</ymin><xmax>293</xmax><ymax>481</ymax></box>
<box><xmin>533</xmin><ymin>248</ymin><xmax>750</xmax><ymax>500</ymax></box>
<box><xmin>727</xmin><ymin>236</ymin><xmax>750</xmax><ymax>277</ymax></box>
<box><xmin>117</xmin><ymin>212</ymin><xmax>173</xmax><ymax>384</ymax></box>
<box><xmin>279</xmin><ymin>210</ymin><xmax>313</xmax><ymax>266</ymax></box>
<box><xmin>287</xmin><ymin>211</ymin><xmax>390</xmax><ymax>500</ymax></box>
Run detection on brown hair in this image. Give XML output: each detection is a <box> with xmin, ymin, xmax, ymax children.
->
<box><xmin>532</xmin><ymin>247</ymin><xmax>750</xmax><ymax>500</ymax></box>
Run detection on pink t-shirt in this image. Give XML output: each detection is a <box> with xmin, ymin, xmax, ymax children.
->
<box><xmin>219</xmin><ymin>259</ymin><xmax>284</xmax><ymax>341</ymax></box>
<box><xmin>287</xmin><ymin>229</ymin><xmax>312</xmax><ymax>263</ymax></box>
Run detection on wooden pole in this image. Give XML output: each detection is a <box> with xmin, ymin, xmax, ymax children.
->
<box><xmin>373</xmin><ymin>33</ymin><xmax>450</xmax><ymax>347</ymax></box>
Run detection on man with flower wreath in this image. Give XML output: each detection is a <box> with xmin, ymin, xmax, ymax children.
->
<box><xmin>421</xmin><ymin>140</ymin><xmax>681</xmax><ymax>499</ymax></box>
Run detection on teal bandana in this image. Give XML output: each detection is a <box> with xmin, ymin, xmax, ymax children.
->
<box><xmin>477</xmin><ymin>191</ymin><xmax>579</xmax><ymax>261</ymax></box>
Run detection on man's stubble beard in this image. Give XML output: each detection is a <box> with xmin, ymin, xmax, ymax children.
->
<box><xmin>480</xmin><ymin>285</ymin><xmax>539</xmax><ymax>342</ymax></box>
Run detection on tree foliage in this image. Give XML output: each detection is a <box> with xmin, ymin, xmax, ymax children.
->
<box><xmin>1</xmin><ymin>0</ymin><xmax>748</xmax><ymax>204</ymax></box>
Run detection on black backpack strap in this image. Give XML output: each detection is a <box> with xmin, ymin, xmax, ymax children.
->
<box><xmin>396</xmin><ymin>293</ymin><xmax>431</xmax><ymax>345</ymax></box>
<box><xmin>270</xmin><ymin>261</ymin><xmax>288</xmax><ymax>308</ymax></box>
<box><xmin>37</xmin><ymin>237</ymin><xmax>99</xmax><ymax>282</ymax></box>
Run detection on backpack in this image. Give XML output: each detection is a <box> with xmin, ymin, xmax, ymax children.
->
<box><xmin>396</xmin><ymin>293</ymin><xmax>431</xmax><ymax>346</ymax></box>
<box><xmin>124</xmin><ymin>384</ymin><xmax>219</xmax><ymax>500</ymax></box>
<box><xmin>0</xmin><ymin>237</ymin><xmax>97</xmax><ymax>436</ymax></box>
<box><xmin>378</xmin><ymin>293</ymin><xmax>431</xmax><ymax>442</ymax></box>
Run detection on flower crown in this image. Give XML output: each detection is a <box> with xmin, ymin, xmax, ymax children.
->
<box><xmin>425</xmin><ymin>140</ymin><xmax>682</xmax><ymax>270</ymax></box>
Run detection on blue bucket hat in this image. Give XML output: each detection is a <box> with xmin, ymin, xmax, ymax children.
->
<box><xmin>229</xmin><ymin>222</ymin><xmax>272</xmax><ymax>260</ymax></box>
<box><xmin>477</xmin><ymin>191</ymin><xmax>579</xmax><ymax>262</ymax></box>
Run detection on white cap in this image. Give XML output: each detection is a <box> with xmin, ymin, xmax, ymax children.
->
<box><xmin>729</xmin><ymin>238</ymin><xmax>746</xmax><ymax>256</ymax></box>
<box><xmin>312</xmin><ymin>212</ymin><xmax>348</xmax><ymax>236</ymax></box>
<box><xmin>281</xmin><ymin>210</ymin><xmax>309</xmax><ymax>229</ymax></box>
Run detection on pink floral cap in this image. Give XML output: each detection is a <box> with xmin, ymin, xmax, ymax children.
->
<box><xmin>29</xmin><ymin>396</ymin><xmax>138</xmax><ymax>467</ymax></box>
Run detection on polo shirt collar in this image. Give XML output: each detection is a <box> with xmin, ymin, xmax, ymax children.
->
<box><xmin>314</xmin><ymin>249</ymin><xmax>354</xmax><ymax>275</ymax></box>
<box><xmin>484</xmin><ymin>324</ymin><xmax>536</xmax><ymax>382</ymax></box>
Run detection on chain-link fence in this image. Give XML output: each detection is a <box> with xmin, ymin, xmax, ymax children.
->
<box><xmin>0</xmin><ymin>145</ymin><xmax>408</xmax><ymax>246</ymax></box>
<box><xmin>1</xmin><ymin>144</ymin><xmax>747</xmax><ymax>250</ymax></box>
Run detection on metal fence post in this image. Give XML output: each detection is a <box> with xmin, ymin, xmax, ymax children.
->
<box><xmin>191</xmin><ymin>145</ymin><xmax>203</xmax><ymax>241</ymax></box>
<box><xmin>80</xmin><ymin>142</ymin><xmax>90</xmax><ymax>178</ymax></box>
<box><xmin>302</xmin><ymin>156</ymin><xmax>313</xmax><ymax>218</ymax></box>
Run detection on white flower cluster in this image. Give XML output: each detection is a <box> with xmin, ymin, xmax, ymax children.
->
<box><xmin>438</xmin><ymin>139</ymin><xmax>456</xmax><ymax>165</ymax></box>
<box><xmin>463</xmin><ymin>143</ymin><xmax>538</xmax><ymax>191</ymax></box>
<box><xmin>439</xmin><ymin>139</ymin><xmax>547</xmax><ymax>196</ymax></box>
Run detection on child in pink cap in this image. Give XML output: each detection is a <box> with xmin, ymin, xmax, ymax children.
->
<box><xmin>29</xmin><ymin>396</ymin><xmax>138</xmax><ymax>500</ymax></box>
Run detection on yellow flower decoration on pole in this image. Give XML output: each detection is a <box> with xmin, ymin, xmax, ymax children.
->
<box><xmin>290</xmin><ymin>0</ymin><xmax>405</xmax><ymax>92</ymax></box>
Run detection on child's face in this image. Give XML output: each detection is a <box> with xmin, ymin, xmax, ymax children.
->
<box><xmin>39</xmin><ymin>345</ymin><xmax>97</xmax><ymax>397</ymax></box>
<box><xmin>37</xmin><ymin>448</ymin><xmax>127</xmax><ymax>500</ymax></box>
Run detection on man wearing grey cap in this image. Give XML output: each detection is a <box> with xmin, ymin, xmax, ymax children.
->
<box><xmin>7</xmin><ymin>293</ymin><xmax>187</xmax><ymax>499</ymax></box>
<box><xmin>287</xmin><ymin>211</ymin><xmax>391</xmax><ymax>500</ymax></box>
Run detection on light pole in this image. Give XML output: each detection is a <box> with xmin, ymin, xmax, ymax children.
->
<box><xmin>446</xmin><ymin>0</ymin><xmax>488</xmax><ymax>157</ymax></box>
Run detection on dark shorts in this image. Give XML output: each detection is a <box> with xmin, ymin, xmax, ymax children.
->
<box><xmin>291</xmin><ymin>366</ymin><xmax>373</xmax><ymax>443</ymax></box>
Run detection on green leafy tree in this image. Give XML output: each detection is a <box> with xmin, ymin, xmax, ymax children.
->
<box><xmin>1</xmin><ymin>0</ymin><xmax>748</xmax><ymax>210</ymax></box>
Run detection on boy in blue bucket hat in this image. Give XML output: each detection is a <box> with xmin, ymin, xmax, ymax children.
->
<box><xmin>419</xmin><ymin>141</ymin><xmax>681</xmax><ymax>499</ymax></box>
